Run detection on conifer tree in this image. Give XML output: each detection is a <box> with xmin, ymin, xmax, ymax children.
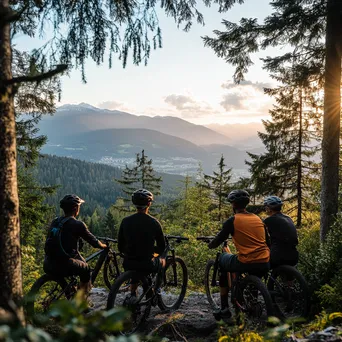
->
<box><xmin>247</xmin><ymin>69</ymin><xmax>322</xmax><ymax>227</ymax></box>
<box><xmin>204</xmin><ymin>155</ymin><xmax>232</xmax><ymax>222</ymax></box>
<box><xmin>116</xmin><ymin>150</ymin><xmax>162</xmax><ymax>209</ymax></box>
<box><xmin>203</xmin><ymin>0</ymin><xmax>342</xmax><ymax>240</ymax></box>
<box><xmin>15</xmin><ymin>49</ymin><xmax>59</xmax><ymax>247</ymax></box>
<box><xmin>103</xmin><ymin>209</ymin><xmax>119</xmax><ymax>239</ymax></box>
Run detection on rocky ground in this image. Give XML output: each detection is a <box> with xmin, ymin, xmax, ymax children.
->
<box><xmin>89</xmin><ymin>288</ymin><xmax>342</xmax><ymax>342</ymax></box>
<box><xmin>90</xmin><ymin>288</ymin><xmax>218</xmax><ymax>341</ymax></box>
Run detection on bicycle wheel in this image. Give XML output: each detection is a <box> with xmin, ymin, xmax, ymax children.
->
<box><xmin>268</xmin><ymin>265</ymin><xmax>310</xmax><ymax>319</ymax></box>
<box><xmin>107</xmin><ymin>271</ymin><xmax>152</xmax><ymax>335</ymax></box>
<box><xmin>158</xmin><ymin>256</ymin><xmax>188</xmax><ymax>311</ymax></box>
<box><xmin>26</xmin><ymin>274</ymin><xmax>70</xmax><ymax>317</ymax></box>
<box><xmin>204</xmin><ymin>259</ymin><xmax>221</xmax><ymax>311</ymax></box>
<box><xmin>103</xmin><ymin>253</ymin><xmax>124</xmax><ymax>290</ymax></box>
<box><xmin>233</xmin><ymin>274</ymin><xmax>274</xmax><ymax>327</ymax></box>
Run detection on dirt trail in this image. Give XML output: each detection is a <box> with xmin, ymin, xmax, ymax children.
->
<box><xmin>89</xmin><ymin>288</ymin><xmax>219</xmax><ymax>341</ymax></box>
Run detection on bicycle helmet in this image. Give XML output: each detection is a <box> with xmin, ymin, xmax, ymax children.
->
<box><xmin>132</xmin><ymin>189</ymin><xmax>154</xmax><ymax>207</ymax></box>
<box><xmin>227</xmin><ymin>189</ymin><xmax>250</xmax><ymax>204</ymax></box>
<box><xmin>264</xmin><ymin>196</ymin><xmax>283</xmax><ymax>208</ymax></box>
<box><xmin>60</xmin><ymin>194</ymin><xmax>85</xmax><ymax>209</ymax></box>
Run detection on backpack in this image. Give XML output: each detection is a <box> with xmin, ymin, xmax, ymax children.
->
<box><xmin>44</xmin><ymin>217</ymin><xmax>71</xmax><ymax>260</ymax></box>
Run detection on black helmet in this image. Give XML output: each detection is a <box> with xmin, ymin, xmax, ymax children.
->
<box><xmin>227</xmin><ymin>190</ymin><xmax>250</xmax><ymax>204</ymax></box>
<box><xmin>60</xmin><ymin>194</ymin><xmax>85</xmax><ymax>209</ymax></box>
<box><xmin>132</xmin><ymin>189</ymin><xmax>154</xmax><ymax>207</ymax></box>
<box><xmin>264</xmin><ymin>196</ymin><xmax>283</xmax><ymax>208</ymax></box>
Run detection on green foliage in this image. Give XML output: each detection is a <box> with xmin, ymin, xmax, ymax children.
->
<box><xmin>0</xmin><ymin>295</ymin><xmax>140</xmax><ymax>342</ymax></box>
<box><xmin>297</xmin><ymin>216</ymin><xmax>342</xmax><ymax>310</ymax></box>
<box><xmin>36</xmin><ymin>154</ymin><xmax>180</xmax><ymax>216</ymax></box>
<box><xmin>21</xmin><ymin>246</ymin><xmax>42</xmax><ymax>295</ymax></box>
<box><xmin>297</xmin><ymin>312</ymin><xmax>342</xmax><ymax>337</ymax></box>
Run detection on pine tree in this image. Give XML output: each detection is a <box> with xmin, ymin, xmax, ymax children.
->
<box><xmin>204</xmin><ymin>155</ymin><xmax>232</xmax><ymax>222</ymax></box>
<box><xmin>116</xmin><ymin>150</ymin><xmax>162</xmax><ymax>210</ymax></box>
<box><xmin>247</xmin><ymin>75</ymin><xmax>322</xmax><ymax>227</ymax></box>
<box><xmin>0</xmin><ymin>0</ymin><xmax>234</xmax><ymax>317</ymax></box>
<box><xmin>15</xmin><ymin>49</ymin><xmax>59</xmax><ymax>246</ymax></box>
<box><xmin>103</xmin><ymin>209</ymin><xmax>119</xmax><ymax>239</ymax></box>
<box><xmin>203</xmin><ymin>0</ymin><xmax>342</xmax><ymax>240</ymax></box>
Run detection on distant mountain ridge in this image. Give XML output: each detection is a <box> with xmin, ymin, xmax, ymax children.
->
<box><xmin>37</xmin><ymin>103</ymin><xmax>262</xmax><ymax>176</ymax></box>
<box><xmin>40</xmin><ymin>103</ymin><xmax>230</xmax><ymax>146</ymax></box>
<box><xmin>206</xmin><ymin>122</ymin><xmax>264</xmax><ymax>149</ymax></box>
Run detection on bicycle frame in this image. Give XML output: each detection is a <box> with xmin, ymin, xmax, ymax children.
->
<box><xmin>134</xmin><ymin>235</ymin><xmax>189</xmax><ymax>306</ymax></box>
<box><xmin>87</xmin><ymin>237</ymin><xmax>121</xmax><ymax>285</ymax></box>
<box><xmin>162</xmin><ymin>235</ymin><xmax>189</xmax><ymax>287</ymax></box>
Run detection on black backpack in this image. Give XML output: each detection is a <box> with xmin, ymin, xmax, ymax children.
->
<box><xmin>44</xmin><ymin>217</ymin><xmax>71</xmax><ymax>259</ymax></box>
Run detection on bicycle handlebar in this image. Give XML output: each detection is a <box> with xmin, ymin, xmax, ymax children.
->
<box><xmin>96</xmin><ymin>236</ymin><xmax>118</xmax><ymax>243</ymax></box>
<box><xmin>165</xmin><ymin>235</ymin><xmax>189</xmax><ymax>241</ymax></box>
<box><xmin>196</xmin><ymin>236</ymin><xmax>215</xmax><ymax>241</ymax></box>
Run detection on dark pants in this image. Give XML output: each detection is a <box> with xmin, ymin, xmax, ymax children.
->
<box><xmin>270</xmin><ymin>249</ymin><xmax>299</xmax><ymax>269</ymax></box>
<box><xmin>219</xmin><ymin>253</ymin><xmax>270</xmax><ymax>287</ymax></box>
<box><xmin>44</xmin><ymin>255</ymin><xmax>91</xmax><ymax>283</ymax></box>
<box><xmin>123</xmin><ymin>257</ymin><xmax>160</xmax><ymax>273</ymax></box>
<box><xmin>123</xmin><ymin>257</ymin><xmax>162</xmax><ymax>287</ymax></box>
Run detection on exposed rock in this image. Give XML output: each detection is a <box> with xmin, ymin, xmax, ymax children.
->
<box><xmin>89</xmin><ymin>288</ymin><xmax>218</xmax><ymax>341</ymax></box>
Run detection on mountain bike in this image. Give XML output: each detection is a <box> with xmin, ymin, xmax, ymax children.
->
<box><xmin>106</xmin><ymin>235</ymin><xmax>189</xmax><ymax>334</ymax></box>
<box><xmin>27</xmin><ymin>237</ymin><xmax>123</xmax><ymax>317</ymax></box>
<box><xmin>197</xmin><ymin>236</ymin><xmax>274</xmax><ymax>326</ymax></box>
<box><xmin>266</xmin><ymin>264</ymin><xmax>310</xmax><ymax>320</ymax></box>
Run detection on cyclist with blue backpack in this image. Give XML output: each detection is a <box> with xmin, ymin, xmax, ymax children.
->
<box><xmin>43</xmin><ymin>194</ymin><xmax>107</xmax><ymax>297</ymax></box>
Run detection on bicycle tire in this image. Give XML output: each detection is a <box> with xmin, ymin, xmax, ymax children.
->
<box><xmin>268</xmin><ymin>265</ymin><xmax>310</xmax><ymax>319</ymax></box>
<box><xmin>158</xmin><ymin>256</ymin><xmax>188</xmax><ymax>311</ymax></box>
<box><xmin>103</xmin><ymin>254</ymin><xmax>123</xmax><ymax>290</ymax></box>
<box><xmin>26</xmin><ymin>274</ymin><xmax>68</xmax><ymax>317</ymax></box>
<box><xmin>107</xmin><ymin>270</ymin><xmax>151</xmax><ymax>334</ymax></box>
<box><xmin>204</xmin><ymin>259</ymin><xmax>221</xmax><ymax>310</ymax></box>
<box><xmin>234</xmin><ymin>274</ymin><xmax>274</xmax><ymax>323</ymax></box>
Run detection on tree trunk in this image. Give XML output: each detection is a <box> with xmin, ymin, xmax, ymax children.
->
<box><xmin>0</xmin><ymin>0</ymin><xmax>24</xmax><ymax>323</ymax></box>
<box><xmin>297</xmin><ymin>88</ymin><xmax>303</xmax><ymax>228</ymax></box>
<box><xmin>320</xmin><ymin>0</ymin><xmax>342</xmax><ymax>241</ymax></box>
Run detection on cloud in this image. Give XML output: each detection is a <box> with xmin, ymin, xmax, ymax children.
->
<box><xmin>220</xmin><ymin>79</ymin><xmax>274</xmax><ymax>112</ymax></box>
<box><xmin>164</xmin><ymin>95</ymin><xmax>195</xmax><ymax>110</ymax></box>
<box><xmin>221</xmin><ymin>80</ymin><xmax>272</xmax><ymax>91</ymax></box>
<box><xmin>220</xmin><ymin>93</ymin><xmax>245</xmax><ymax>111</ymax></box>
<box><xmin>164</xmin><ymin>94</ymin><xmax>215</xmax><ymax>118</ymax></box>
<box><xmin>97</xmin><ymin>100</ymin><xmax>123</xmax><ymax>110</ymax></box>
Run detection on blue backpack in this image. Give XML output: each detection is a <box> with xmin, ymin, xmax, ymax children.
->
<box><xmin>44</xmin><ymin>217</ymin><xmax>71</xmax><ymax>259</ymax></box>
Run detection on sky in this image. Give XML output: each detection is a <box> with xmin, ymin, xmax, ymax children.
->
<box><xmin>14</xmin><ymin>0</ymin><xmax>279</xmax><ymax>125</ymax></box>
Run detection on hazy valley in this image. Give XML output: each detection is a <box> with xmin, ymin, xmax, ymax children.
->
<box><xmin>38</xmin><ymin>103</ymin><xmax>263</xmax><ymax>178</ymax></box>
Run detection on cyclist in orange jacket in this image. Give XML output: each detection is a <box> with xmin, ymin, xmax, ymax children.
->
<box><xmin>208</xmin><ymin>190</ymin><xmax>270</xmax><ymax>319</ymax></box>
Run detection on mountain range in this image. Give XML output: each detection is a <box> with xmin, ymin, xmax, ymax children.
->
<box><xmin>38</xmin><ymin>103</ymin><xmax>264</xmax><ymax>176</ymax></box>
<box><xmin>41</xmin><ymin>103</ymin><xmax>231</xmax><ymax>146</ymax></box>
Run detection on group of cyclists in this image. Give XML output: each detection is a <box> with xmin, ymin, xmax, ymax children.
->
<box><xmin>43</xmin><ymin>188</ymin><xmax>299</xmax><ymax>321</ymax></box>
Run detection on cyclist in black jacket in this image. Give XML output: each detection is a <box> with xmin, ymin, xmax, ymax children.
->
<box><xmin>44</xmin><ymin>194</ymin><xmax>106</xmax><ymax>296</ymax></box>
<box><xmin>263</xmin><ymin>196</ymin><xmax>299</xmax><ymax>268</ymax></box>
<box><xmin>118</xmin><ymin>189</ymin><xmax>166</xmax><ymax>297</ymax></box>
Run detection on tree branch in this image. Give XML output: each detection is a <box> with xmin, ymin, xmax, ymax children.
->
<box><xmin>7</xmin><ymin>65</ymin><xmax>68</xmax><ymax>85</ymax></box>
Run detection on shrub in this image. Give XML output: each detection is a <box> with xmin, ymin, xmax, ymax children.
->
<box><xmin>297</xmin><ymin>215</ymin><xmax>342</xmax><ymax>311</ymax></box>
<box><xmin>0</xmin><ymin>294</ymin><xmax>142</xmax><ymax>342</ymax></box>
<box><xmin>21</xmin><ymin>245</ymin><xmax>42</xmax><ymax>294</ymax></box>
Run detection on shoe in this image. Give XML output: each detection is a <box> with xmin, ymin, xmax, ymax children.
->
<box><xmin>213</xmin><ymin>307</ymin><xmax>232</xmax><ymax>321</ymax></box>
<box><xmin>123</xmin><ymin>294</ymin><xmax>138</xmax><ymax>308</ymax></box>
